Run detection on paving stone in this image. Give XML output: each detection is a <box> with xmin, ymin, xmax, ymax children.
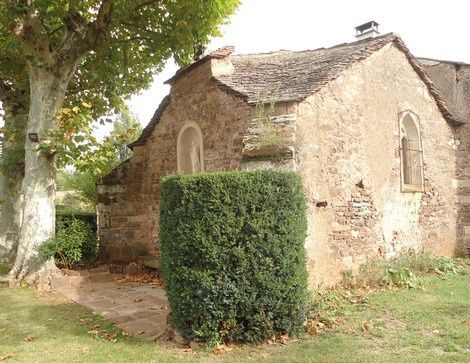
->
<box><xmin>132</xmin><ymin>310</ymin><xmax>162</xmax><ymax>319</ymax></box>
<box><xmin>53</xmin><ymin>274</ymin><xmax>169</xmax><ymax>340</ymax></box>
<box><xmin>86</xmin><ymin>299</ymin><xmax>118</xmax><ymax>310</ymax></box>
<box><xmin>108</xmin><ymin>314</ymin><xmax>137</xmax><ymax>325</ymax></box>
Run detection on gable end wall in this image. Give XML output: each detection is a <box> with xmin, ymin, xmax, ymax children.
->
<box><xmin>296</xmin><ymin>44</ymin><xmax>460</xmax><ymax>287</ymax></box>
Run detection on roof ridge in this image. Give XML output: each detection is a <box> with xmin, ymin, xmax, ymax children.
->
<box><xmin>230</xmin><ymin>33</ymin><xmax>397</xmax><ymax>58</ymax></box>
<box><xmin>418</xmin><ymin>57</ymin><xmax>470</xmax><ymax>67</ymax></box>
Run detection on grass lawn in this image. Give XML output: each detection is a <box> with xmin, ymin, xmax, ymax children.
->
<box><xmin>0</xmin><ymin>267</ymin><xmax>469</xmax><ymax>362</ymax></box>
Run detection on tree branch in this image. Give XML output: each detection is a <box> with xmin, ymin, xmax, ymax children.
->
<box><xmin>7</xmin><ymin>0</ymin><xmax>54</xmax><ymax>66</ymax></box>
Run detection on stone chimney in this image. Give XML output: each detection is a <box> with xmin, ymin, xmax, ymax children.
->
<box><xmin>355</xmin><ymin>21</ymin><xmax>380</xmax><ymax>40</ymax></box>
<box><xmin>210</xmin><ymin>46</ymin><xmax>235</xmax><ymax>77</ymax></box>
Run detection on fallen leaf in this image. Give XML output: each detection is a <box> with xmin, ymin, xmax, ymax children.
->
<box><xmin>361</xmin><ymin>323</ymin><xmax>373</xmax><ymax>331</ymax></box>
<box><xmin>138</xmin><ymin>330</ymin><xmax>145</xmax><ymax>335</ymax></box>
<box><xmin>279</xmin><ymin>334</ymin><xmax>290</xmax><ymax>345</ymax></box>
<box><xmin>213</xmin><ymin>343</ymin><xmax>232</xmax><ymax>354</ymax></box>
<box><xmin>0</xmin><ymin>353</ymin><xmax>15</xmax><ymax>361</ymax></box>
<box><xmin>309</xmin><ymin>324</ymin><xmax>319</xmax><ymax>335</ymax></box>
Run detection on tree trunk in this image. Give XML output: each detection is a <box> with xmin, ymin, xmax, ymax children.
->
<box><xmin>8</xmin><ymin>67</ymin><xmax>73</xmax><ymax>286</ymax></box>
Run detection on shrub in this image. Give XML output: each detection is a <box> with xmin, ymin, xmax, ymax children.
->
<box><xmin>40</xmin><ymin>216</ymin><xmax>98</xmax><ymax>269</ymax></box>
<box><xmin>342</xmin><ymin>250</ymin><xmax>469</xmax><ymax>289</ymax></box>
<box><xmin>56</xmin><ymin>208</ymin><xmax>97</xmax><ymax>232</ymax></box>
<box><xmin>160</xmin><ymin>170</ymin><xmax>308</xmax><ymax>344</ymax></box>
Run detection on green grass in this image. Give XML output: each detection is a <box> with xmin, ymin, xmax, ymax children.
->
<box><xmin>0</xmin><ymin>263</ymin><xmax>11</xmax><ymax>276</ymax></box>
<box><xmin>0</xmin><ymin>266</ymin><xmax>469</xmax><ymax>362</ymax></box>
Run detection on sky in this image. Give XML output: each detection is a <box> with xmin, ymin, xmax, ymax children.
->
<box><xmin>126</xmin><ymin>0</ymin><xmax>470</xmax><ymax>127</ymax></box>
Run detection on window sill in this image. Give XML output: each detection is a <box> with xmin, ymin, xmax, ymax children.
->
<box><xmin>401</xmin><ymin>184</ymin><xmax>424</xmax><ymax>193</ymax></box>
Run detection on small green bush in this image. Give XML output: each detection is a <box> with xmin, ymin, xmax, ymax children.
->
<box><xmin>342</xmin><ymin>251</ymin><xmax>469</xmax><ymax>289</ymax></box>
<box><xmin>40</xmin><ymin>217</ymin><xmax>98</xmax><ymax>269</ymax></box>
<box><xmin>160</xmin><ymin>170</ymin><xmax>308</xmax><ymax>344</ymax></box>
<box><xmin>56</xmin><ymin>208</ymin><xmax>97</xmax><ymax>232</ymax></box>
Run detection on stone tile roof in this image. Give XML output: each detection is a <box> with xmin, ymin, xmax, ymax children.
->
<box><xmin>165</xmin><ymin>46</ymin><xmax>235</xmax><ymax>85</ymax></box>
<box><xmin>214</xmin><ymin>34</ymin><xmax>398</xmax><ymax>104</ymax></box>
<box><xmin>130</xmin><ymin>34</ymin><xmax>466</xmax><ymax>149</ymax></box>
<box><xmin>128</xmin><ymin>95</ymin><xmax>171</xmax><ymax>149</ymax></box>
<box><xmin>214</xmin><ymin>33</ymin><xmax>466</xmax><ymax>124</ymax></box>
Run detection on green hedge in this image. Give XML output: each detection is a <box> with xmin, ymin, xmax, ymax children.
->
<box><xmin>41</xmin><ymin>208</ymin><xmax>99</xmax><ymax>267</ymax></box>
<box><xmin>56</xmin><ymin>208</ymin><xmax>97</xmax><ymax>233</ymax></box>
<box><xmin>160</xmin><ymin>170</ymin><xmax>308</xmax><ymax>344</ymax></box>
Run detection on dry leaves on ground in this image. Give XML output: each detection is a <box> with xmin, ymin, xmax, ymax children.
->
<box><xmin>213</xmin><ymin>343</ymin><xmax>234</xmax><ymax>354</ymax></box>
<box><xmin>115</xmin><ymin>272</ymin><xmax>165</xmax><ymax>287</ymax></box>
<box><xmin>0</xmin><ymin>353</ymin><xmax>15</xmax><ymax>361</ymax></box>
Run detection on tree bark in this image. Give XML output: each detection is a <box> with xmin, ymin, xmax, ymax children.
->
<box><xmin>8</xmin><ymin>67</ymin><xmax>73</xmax><ymax>285</ymax></box>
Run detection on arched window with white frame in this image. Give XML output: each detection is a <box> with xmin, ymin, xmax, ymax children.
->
<box><xmin>177</xmin><ymin>122</ymin><xmax>204</xmax><ymax>174</ymax></box>
<box><xmin>399</xmin><ymin>112</ymin><xmax>424</xmax><ymax>192</ymax></box>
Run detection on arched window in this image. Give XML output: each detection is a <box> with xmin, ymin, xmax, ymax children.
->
<box><xmin>177</xmin><ymin>122</ymin><xmax>204</xmax><ymax>174</ymax></box>
<box><xmin>399</xmin><ymin>112</ymin><xmax>424</xmax><ymax>192</ymax></box>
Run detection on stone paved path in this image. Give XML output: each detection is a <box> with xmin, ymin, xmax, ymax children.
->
<box><xmin>53</xmin><ymin>270</ymin><xmax>169</xmax><ymax>341</ymax></box>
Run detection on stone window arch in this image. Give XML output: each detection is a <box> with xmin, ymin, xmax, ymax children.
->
<box><xmin>399</xmin><ymin>112</ymin><xmax>424</xmax><ymax>192</ymax></box>
<box><xmin>177</xmin><ymin>122</ymin><xmax>204</xmax><ymax>174</ymax></box>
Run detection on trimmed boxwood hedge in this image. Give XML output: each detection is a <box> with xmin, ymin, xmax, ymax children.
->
<box><xmin>160</xmin><ymin>170</ymin><xmax>308</xmax><ymax>344</ymax></box>
<box><xmin>56</xmin><ymin>208</ymin><xmax>97</xmax><ymax>232</ymax></box>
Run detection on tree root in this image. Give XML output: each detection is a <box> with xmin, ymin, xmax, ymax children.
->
<box><xmin>7</xmin><ymin>259</ymin><xmax>59</xmax><ymax>290</ymax></box>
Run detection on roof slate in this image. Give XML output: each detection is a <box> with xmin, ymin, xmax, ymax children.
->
<box><xmin>214</xmin><ymin>33</ymin><xmax>466</xmax><ymax>124</ymax></box>
<box><xmin>129</xmin><ymin>34</ymin><xmax>466</xmax><ymax>149</ymax></box>
<box><xmin>214</xmin><ymin>34</ymin><xmax>398</xmax><ymax>104</ymax></box>
<box><xmin>128</xmin><ymin>95</ymin><xmax>171</xmax><ymax>149</ymax></box>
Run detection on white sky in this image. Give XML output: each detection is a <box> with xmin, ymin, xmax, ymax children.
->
<box><xmin>126</xmin><ymin>0</ymin><xmax>470</xmax><ymax>127</ymax></box>
<box><xmin>1</xmin><ymin>0</ymin><xmax>468</xmax><ymax>137</ymax></box>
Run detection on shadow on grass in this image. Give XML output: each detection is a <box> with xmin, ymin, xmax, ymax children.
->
<box><xmin>0</xmin><ymin>263</ymin><xmax>12</xmax><ymax>277</ymax></box>
<box><xmin>0</xmin><ymin>286</ymin><xmax>145</xmax><ymax>348</ymax></box>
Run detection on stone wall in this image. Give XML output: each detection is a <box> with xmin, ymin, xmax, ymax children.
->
<box><xmin>98</xmin><ymin>59</ymin><xmax>256</xmax><ymax>263</ymax></box>
<box><xmin>419</xmin><ymin>59</ymin><xmax>470</xmax><ymax>255</ymax></box>
<box><xmin>98</xmin><ymin>43</ymin><xmax>467</xmax><ymax>287</ymax></box>
<box><xmin>296</xmin><ymin>44</ymin><xmax>460</xmax><ymax>287</ymax></box>
<box><xmin>454</xmin><ymin>123</ymin><xmax>470</xmax><ymax>255</ymax></box>
<box><xmin>419</xmin><ymin>58</ymin><xmax>470</xmax><ymax>120</ymax></box>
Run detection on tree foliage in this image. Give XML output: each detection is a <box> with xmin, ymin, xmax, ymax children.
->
<box><xmin>1</xmin><ymin>0</ymin><xmax>240</xmax><ymax>283</ymax></box>
<box><xmin>57</xmin><ymin>108</ymin><xmax>142</xmax><ymax>209</ymax></box>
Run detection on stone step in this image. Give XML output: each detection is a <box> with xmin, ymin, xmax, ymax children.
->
<box><xmin>51</xmin><ymin>265</ymin><xmax>113</xmax><ymax>290</ymax></box>
<box><xmin>88</xmin><ymin>271</ymin><xmax>114</xmax><ymax>283</ymax></box>
<box><xmin>138</xmin><ymin>256</ymin><xmax>161</xmax><ymax>270</ymax></box>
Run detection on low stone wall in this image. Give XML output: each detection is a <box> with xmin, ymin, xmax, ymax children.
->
<box><xmin>454</xmin><ymin>123</ymin><xmax>470</xmax><ymax>255</ymax></box>
<box><xmin>97</xmin><ymin>147</ymin><xmax>151</xmax><ymax>263</ymax></box>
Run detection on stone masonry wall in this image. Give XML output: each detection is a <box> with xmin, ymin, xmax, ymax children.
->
<box><xmin>97</xmin><ymin>148</ymin><xmax>149</xmax><ymax>263</ymax></box>
<box><xmin>454</xmin><ymin>123</ymin><xmax>470</xmax><ymax>255</ymax></box>
<box><xmin>296</xmin><ymin>44</ymin><xmax>459</xmax><ymax>287</ymax></box>
<box><xmin>419</xmin><ymin>59</ymin><xmax>470</xmax><ymax>255</ymax></box>
<box><xmin>98</xmin><ymin>44</ymin><xmax>466</xmax><ymax>287</ymax></box>
<box><xmin>98</xmin><ymin>60</ymin><xmax>256</xmax><ymax>263</ymax></box>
